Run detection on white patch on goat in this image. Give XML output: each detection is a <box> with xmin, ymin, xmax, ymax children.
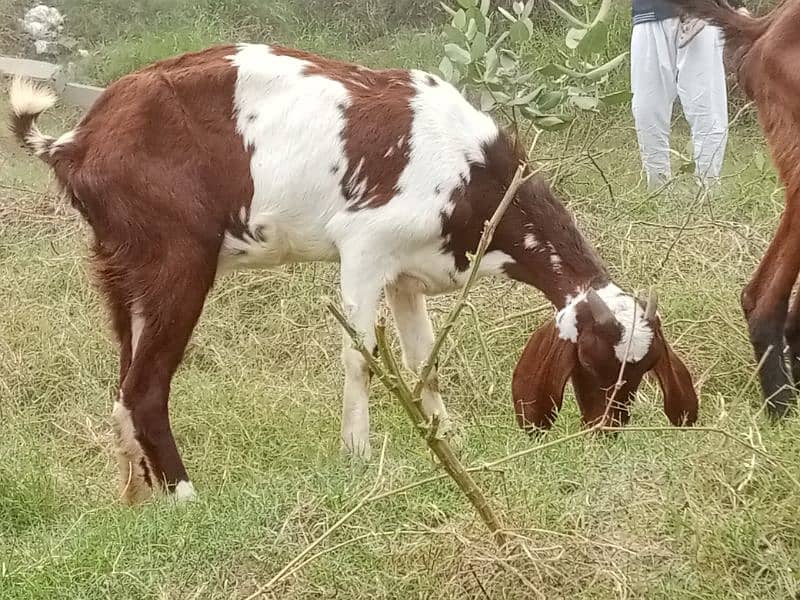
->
<box><xmin>10</xmin><ymin>77</ymin><xmax>57</xmax><ymax>116</ymax></box>
<box><xmin>385</xmin><ymin>280</ymin><xmax>450</xmax><ymax>429</ymax></box>
<box><xmin>549</xmin><ymin>253</ymin><xmax>563</xmax><ymax>273</ymax></box>
<box><xmin>223</xmin><ymin>44</ymin><xmax>347</xmax><ymax>270</ymax></box>
<box><xmin>131</xmin><ymin>303</ymin><xmax>145</xmax><ymax>358</ymax></box>
<box><xmin>523</xmin><ymin>233</ymin><xmax>539</xmax><ymax>250</ymax></box>
<box><xmin>174</xmin><ymin>480</ymin><xmax>197</xmax><ymax>502</ymax></box>
<box><xmin>50</xmin><ymin>128</ymin><xmax>77</xmax><ymax>154</ymax></box>
<box><xmin>9</xmin><ymin>77</ymin><xmax>57</xmax><ymax>156</ymax></box>
<box><xmin>324</xmin><ymin>68</ymin><xmax>499</xmax><ymax>289</ymax></box>
<box><xmin>555</xmin><ymin>283</ymin><xmax>654</xmax><ymax>362</ymax></box>
<box><xmin>111</xmin><ymin>399</ymin><xmax>152</xmax><ymax>504</ymax></box>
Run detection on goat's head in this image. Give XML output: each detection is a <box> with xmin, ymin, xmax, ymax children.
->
<box><xmin>512</xmin><ymin>284</ymin><xmax>698</xmax><ymax>430</ymax></box>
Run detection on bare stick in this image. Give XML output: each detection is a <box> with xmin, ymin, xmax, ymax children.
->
<box><xmin>376</xmin><ymin>321</ymin><xmax>507</xmax><ymax>544</ymax></box>
<box><xmin>328</xmin><ymin>304</ymin><xmax>509</xmax><ymax>547</ymax></box>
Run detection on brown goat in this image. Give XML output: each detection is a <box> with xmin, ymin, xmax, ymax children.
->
<box><xmin>9</xmin><ymin>43</ymin><xmax>697</xmax><ymax>504</ymax></box>
<box><xmin>666</xmin><ymin>0</ymin><xmax>800</xmax><ymax>417</ymax></box>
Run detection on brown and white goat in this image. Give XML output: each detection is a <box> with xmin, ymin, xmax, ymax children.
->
<box><xmin>665</xmin><ymin>0</ymin><xmax>800</xmax><ymax>417</ymax></box>
<box><xmin>9</xmin><ymin>43</ymin><xmax>697</xmax><ymax>504</ymax></box>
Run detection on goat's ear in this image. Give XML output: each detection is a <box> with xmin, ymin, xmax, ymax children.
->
<box><xmin>650</xmin><ymin>330</ymin><xmax>699</xmax><ymax>426</ymax></box>
<box><xmin>512</xmin><ymin>319</ymin><xmax>577</xmax><ymax>432</ymax></box>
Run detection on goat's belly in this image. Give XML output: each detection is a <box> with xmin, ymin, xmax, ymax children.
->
<box><xmin>218</xmin><ymin>213</ymin><xmax>338</xmax><ymax>271</ymax></box>
<box><xmin>396</xmin><ymin>248</ymin><xmax>516</xmax><ymax>296</ymax></box>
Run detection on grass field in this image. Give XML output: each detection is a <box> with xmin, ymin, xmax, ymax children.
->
<box><xmin>1</xmin><ymin>2</ymin><xmax>799</xmax><ymax>599</ymax></box>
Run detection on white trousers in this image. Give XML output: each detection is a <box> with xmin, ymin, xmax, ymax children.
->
<box><xmin>631</xmin><ymin>18</ymin><xmax>729</xmax><ymax>188</ymax></box>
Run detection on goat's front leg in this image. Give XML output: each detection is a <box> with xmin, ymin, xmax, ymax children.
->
<box><xmin>385</xmin><ymin>282</ymin><xmax>451</xmax><ymax>435</ymax></box>
<box><xmin>338</xmin><ymin>259</ymin><xmax>383</xmax><ymax>459</ymax></box>
<box><xmin>741</xmin><ymin>202</ymin><xmax>800</xmax><ymax>418</ymax></box>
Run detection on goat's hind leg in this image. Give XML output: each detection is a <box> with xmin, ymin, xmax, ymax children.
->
<box><xmin>782</xmin><ymin>275</ymin><xmax>800</xmax><ymax>394</ymax></box>
<box><xmin>108</xmin><ymin>245</ymin><xmax>217</xmax><ymax>503</ymax></box>
<box><xmin>103</xmin><ymin>284</ymin><xmax>152</xmax><ymax>504</ymax></box>
<box><xmin>741</xmin><ymin>209</ymin><xmax>800</xmax><ymax>418</ymax></box>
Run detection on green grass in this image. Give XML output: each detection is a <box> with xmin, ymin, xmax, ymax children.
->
<box><xmin>1</xmin><ymin>2</ymin><xmax>800</xmax><ymax>599</ymax></box>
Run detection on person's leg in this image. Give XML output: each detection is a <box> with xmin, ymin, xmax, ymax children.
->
<box><xmin>631</xmin><ymin>19</ymin><xmax>680</xmax><ymax>190</ymax></box>
<box><xmin>677</xmin><ymin>24</ymin><xmax>728</xmax><ymax>186</ymax></box>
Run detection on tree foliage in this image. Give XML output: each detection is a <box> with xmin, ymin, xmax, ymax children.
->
<box><xmin>438</xmin><ymin>0</ymin><xmax>630</xmax><ymax>132</ymax></box>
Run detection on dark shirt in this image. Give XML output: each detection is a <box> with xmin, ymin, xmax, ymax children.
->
<box><xmin>632</xmin><ymin>0</ymin><xmax>743</xmax><ymax>24</ymax></box>
<box><xmin>632</xmin><ymin>0</ymin><xmax>678</xmax><ymax>24</ymax></box>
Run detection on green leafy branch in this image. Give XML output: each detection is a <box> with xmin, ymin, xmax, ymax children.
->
<box><xmin>438</xmin><ymin>0</ymin><xmax>630</xmax><ymax>133</ymax></box>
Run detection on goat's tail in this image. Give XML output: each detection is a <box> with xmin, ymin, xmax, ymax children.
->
<box><xmin>8</xmin><ymin>77</ymin><xmax>59</xmax><ymax>162</ymax></box>
<box><xmin>666</xmin><ymin>0</ymin><xmax>770</xmax><ymax>50</ymax></box>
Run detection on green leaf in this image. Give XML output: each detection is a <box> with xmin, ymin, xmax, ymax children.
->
<box><xmin>454</xmin><ymin>9</ymin><xmax>467</xmax><ymax>28</ymax></box>
<box><xmin>480</xmin><ymin>0</ymin><xmax>490</xmax><ymax>15</ymax></box>
<box><xmin>480</xmin><ymin>90</ymin><xmax>497</xmax><ymax>111</ymax></box>
<box><xmin>523</xmin><ymin>0</ymin><xmax>535</xmax><ymax>17</ymax></box>
<box><xmin>546</xmin><ymin>0</ymin><xmax>588</xmax><ymax>28</ymax></box>
<box><xmin>497</xmin><ymin>6</ymin><xmax>516</xmax><ymax>22</ymax></box>
<box><xmin>510</xmin><ymin>86</ymin><xmax>543</xmax><ymax>105</ymax></box>
<box><xmin>513</xmin><ymin>70</ymin><xmax>538</xmax><ymax>85</ymax></box>
<box><xmin>443</xmin><ymin>24</ymin><xmax>467</xmax><ymax>44</ymax></box>
<box><xmin>470</xmin><ymin>31</ymin><xmax>487</xmax><ymax>60</ymax></box>
<box><xmin>537</xmin><ymin>90</ymin><xmax>566</xmax><ymax>110</ymax></box>
<box><xmin>499</xmin><ymin>52</ymin><xmax>517</xmax><ymax>70</ymax></box>
<box><xmin>584</xmin><ymin>52</ymin><xmax>627</xmax><ymax>81</ymax></box>
<box><xmin>455</xmin><ymin>0</ymin><xmax>476</xmax><ymax>8</ymax></box>
<box><xmin>445</xmin><ymin>43</ymin><xmax>472</xmax><ymax>64</ymax></box>
<box><xmin>490</xmin><ymin>30</ymin><xmax>509</xmax><ymax>50</ymax></box>
<box><xmin>538</xmin><ymin>63</ymin><xmax>565</xmax><ymax>77</ymax></box>
<box><xmin>510</xmin><ymin>20</ymin><xmax>530</xmax><ymax>43</ymax></box>
<box><xmin>438</xmin><ymin>56</ymin><xmax>454</xmax><ymax>81</ymax></box>
<box><xmin>521</xmin><ymin>16</ymin><xmax>534</xmax><ymax>35</ymax></box>
<box><xmin>535</xmin><ymin>116</ymin><xmax>569</xmax><ymax>131</ymax></box>
<box><xmin>484</xmin><ymin>47</ymin><xmax>498</xmax><ymax>77</ymax></box>
<box><xmin>467</xmin><ymin>7</ymin><xmax>487</xmax><ymax>32</ymax></box>
<box><xmin>576</xmin><ymin>21</ymin><xmax>608</xmax><ymax>57</ymax></box>
<box><xmin>600</xmin><ymin>90</ymin><xmax>632</xmax><ymax>105</ymax></box>
<box><xmin>571</xmin><ymin>95</ymin><xmax>598</xmax><ymax>110</ymax></box>
<box><xmin>520</xmin><ymin>106</ymin><xmax>540</xmax><ymax>119</ymax></box>
<box><xmin>566</xmin><ymin>27</ymin><xmax>586</xmax><ymax>50</ymax></box>
<box><xmin>490</xmin><ymin>90</ymin><xmax>511</xmax><ymax>104</ymax></box>
<box><xmin>513</xmin><ymin>1</ymin><xmax>524</xmax><ymax>15</ymax></box>
<box><xmin>466</xmin><ymin>18</ymin><xmax>477</xmax><ymax>39</ymax></box>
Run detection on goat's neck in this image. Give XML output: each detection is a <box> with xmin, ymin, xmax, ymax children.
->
<box><xmin>495</xmin><ymin>199</ymin><xmax>611</xmax><ymax>310</ymax></box>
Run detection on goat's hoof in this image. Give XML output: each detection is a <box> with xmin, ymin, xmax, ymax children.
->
<box><xmin>341</xmin><ymin>436</ymin><xmax>372</xmax><ymax>461</ymax></box>
<box><xmin>117</xmin><ymin>472</ymin><xmax>156</xmax><ymax>506</ymax></box>
<box><xmin>173</xmin><ymin>480</ymin><xmax>198</xmax><ymax>503</ymax></box>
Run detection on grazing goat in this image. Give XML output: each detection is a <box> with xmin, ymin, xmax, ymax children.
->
<box><xmin>664</xmin><ymin>0</ymin><xmax>800</xmax><ymax>417</ymax></box>
<box><xmin>9</xmin><ymin>43</ymin><xmax>697</xmax><ymax>504</ymax></box>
